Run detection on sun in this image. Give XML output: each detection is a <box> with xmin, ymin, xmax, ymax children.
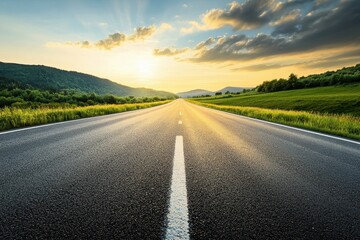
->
<box><xmin>136</xmin><ymin>57</ymin><xmax>154</xmax><ymax>79</ymax></box>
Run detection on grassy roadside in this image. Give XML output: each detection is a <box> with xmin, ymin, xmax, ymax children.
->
<box><xmin>0</xmin><ymin>100</ymin><xmax>171</xmax><ymax>131</ymax></box>
<box><xmin>196</xmin><ymin>84</ymin><xmax>360</xmax><ymax>116</ymax></box>
<box><xmin>188</xmin><ymin>100</ymin><xmax>360</xmax><ymax>140</ymax></box>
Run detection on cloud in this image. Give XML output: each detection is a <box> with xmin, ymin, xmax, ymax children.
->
<box><xmin>202</xmin><ymin>0</ymin><xmax>282</xmax><ymax>30</ymax></box>
<box><xmin>153</xmin><ymin>48</ymin><xmax>189</xmax><ymax>56</ymax></box>
<box><xmin>232</xmin><ymin>62</ymin><xmax>296</xmax><ymax>71</ymax></box>
<box><xmin>189</xmin><ymin>34</ymin><xmax>287</xmax><ymax>62</ymax></box>
<box><xmin>312</xmin><ymin>0</ymin><xmax>339</xmax><ymax>10</ymax></box>
<box><xmin>127</xmin><ymin>26</ymin><xmax>157</xmax><ymax>40</ymax></box>
<box><xmin>270</xmin><ymin>9</ymin><xmax>301</xmax><ymax>27</ymax></box>
<box><xmin>66</xmin><ymin>40</ymin><xmax>92</xmax><ymax>48</ymax></box>
<box><xmin>195</xmin><ymin>37</ymin><xmax>217</xmax><ymax>50</ymax></box>
<box><xmin>302</xmin><ymin>58</ymin><xmax>360</xmax><ymax>69</ymax></box>
<box><xmin>158</xmin><ymin>23</ymin><xmax>174</xmax><ymax>33</ymax></box>
<box><xmin>95</xmin><ymin>32</ymin><xmax>127</xmax><ymax>50</ymax></box>
<box><xmin>181</xmin><ymin>0</ymin><xmax>292</xmax><ymax>33</ymax></box>
<box><xmin>181</xmin><ymin>0</ymin><xmax>338</xmax><ymax>34</ymax></box>
<box><xmin>181</xmin><ymin>21</ymin><xmax>209</xmax><ymax>34</ymax></box>
<box><xmin>66</xmin><ymin>25</ymin><xmax>157</xmax><ymax>50</ymax></box>
<box><xmin>299</xmin><ymin>48</ymin><xmax>360</xmax><ymax>69</ymax></box>
<box><xmin>162</xmin><ymin>0</ymin><xmax>360</xmax><ymax>65</ymax></box>
<box><xmin>229</xmin><ymin>46</ymin><xmax>360</xmax><ymax>71</ymax></box>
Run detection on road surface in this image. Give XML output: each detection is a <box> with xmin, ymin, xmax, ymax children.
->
<box><xmin>1</xmin><ymin>99</ymin><xmax>359</xmax><ymax>239</ymax></box>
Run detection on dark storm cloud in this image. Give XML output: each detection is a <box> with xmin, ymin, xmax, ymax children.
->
<box><xmin>190</xmin><ymin>0</ymin><xmax>360</xmax><ymax>63</ymax></box>
<box><xmin>184</xmin><ymin>0</ymin><xmax>316</xmax><ymax>32</ymax></box>
<box><xmin>201</xmin><ymin>0</ymin><xmax>281</xmax><ymax>30</ymax></box>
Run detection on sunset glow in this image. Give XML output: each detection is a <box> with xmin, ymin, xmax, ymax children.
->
<box><xmin>0</xmin><ymin>0</ymin><xmax>359</xmax><ymax>93</ymax></box>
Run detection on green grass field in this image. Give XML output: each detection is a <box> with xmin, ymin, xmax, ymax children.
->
<box><xmin>0</xmin><ymin>100</ymin><xmax>171</xmax><ymax>131</ymax></box>
<box><xmin>189</xmin><ymin>85</ymin><xmax>360</xmax><ymax>140</ymax></box>
<box><xmin>196</xmin><ymin>84</ymin><xmax>360</xmax><ymax>116</ymax></box>
<box><xmin>188</xmin><ymin>101</ymin><xmax>360</xmax><ymax>140</ymax></box>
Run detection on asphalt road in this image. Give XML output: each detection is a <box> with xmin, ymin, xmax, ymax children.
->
<box><xmin>1</xmin><ymin>99</ymin><xmax>359</xmax><ymax>239</ymax></box>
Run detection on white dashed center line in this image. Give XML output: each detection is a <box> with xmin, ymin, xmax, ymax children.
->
<box><xmin>165</xmin><ymin>136</ymin><xmax>189</xmax><ymax>240</ymax></box>
<box><xmin>178</xmin><ymin>120</ymin><xmax>182</xmax><ymax>125</ymax></box>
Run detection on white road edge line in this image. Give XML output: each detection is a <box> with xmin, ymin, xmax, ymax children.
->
<box><xmin>193</xmin><ymin>104</ymin><xmax>360</xmax><ymax>146</ymax></box>
<box><xmin>178</xmin><ymin>120</ymin><xmax>183</xmax><ymax>125</ymax></box>
<box><xmin>165</xmin><ymin>136</ymin><xmax>190</xmax><ymax>240</ymax></box>
<box><xmin>231</xmin><ymin>112</ymin><xmax>360</xmax><ymax>145</ymax></box>
<box><xmin>0</xmin><ymin>118</ymin><xmax>88</xmax><ymax>135</ymax></box>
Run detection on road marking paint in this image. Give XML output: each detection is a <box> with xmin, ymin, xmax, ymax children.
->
<box><xmin>178</xmin><ymin>120</ymin><xmax>182</xmax><ymax>125</ymax></box>
<box><xmin>179</xmin><ymin>112</ymin><xmax>182</xmax><ymax>116</ymax></box>
<box><xmin>165</xmin><ymin>136</ymin><xmax>189</xmax><ymax>240</ymax></box>
<box><xmin>0</xmin><ymin>119</ymin><xmax>87</xmax><ymax>135</ymax></box>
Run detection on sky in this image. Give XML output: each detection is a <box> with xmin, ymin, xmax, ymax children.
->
<box><xmin>0</xmin><ymin>0</ymin><xmax>359</xmax><ymax>93</ymax></box>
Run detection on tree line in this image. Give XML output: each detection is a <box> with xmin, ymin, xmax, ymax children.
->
<box><xmin>0</xmin><ymin>77</ymin><xmax>173</xmax><ymax>108</ymax></box>
<box><xmin>257</xmin><ymin>64</ymin><xmax>360</xmax><ymax>93</ymax></box>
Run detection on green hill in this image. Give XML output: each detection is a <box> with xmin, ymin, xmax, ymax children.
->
<box><xmin>196</xmin><ymin>84</ymin><xmax>360</xmax><ymax>116</ymax></box>
<box><xmin>0</xmin><ymin>62</ymin><xmax>176</xmax><ymax>98</ymax></box>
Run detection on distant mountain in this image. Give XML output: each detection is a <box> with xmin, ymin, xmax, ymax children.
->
<box><xmin>0</xmin><ymin>62</ymin><xmax>176</xmax><ymax>98</ymax></box>
<box><xmin>177</xmin><ymin>89</ymin><xmax>214</xmax><ymax>98</ymax></box>
<box><xmin>177</xmin><ymin>86</ymin><xmax>252</xmax><ymax>98</ymax></box>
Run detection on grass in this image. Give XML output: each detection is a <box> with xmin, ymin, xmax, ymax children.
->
<box><xmin>188</xmin><ymin>86</ymin><xmax>360</xmax><ymax>140</ymax></box>
<box><xmin>196</xmin><ymin>84</ymin><xmax>360</xmax><ymax>116</ymax></box>
<box><xmin>0</xmin><ymin>100</ymin><xmax>171</xmax><ymax>131</ymax></box>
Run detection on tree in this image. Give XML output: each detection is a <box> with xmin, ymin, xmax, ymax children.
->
<box><xmin>288</xmin><ymin>73</ymin><xmax>299</xmax><ymax>89</ymax></box>
<box><xmin>215</xmin><ymin>92</ymin><xmax>222</xmax><ymax>95</ymax></box>
<box><xmin>103</xmin><ymin>94</ymin><xmax>117</xmax><ymax>104</ymax></box>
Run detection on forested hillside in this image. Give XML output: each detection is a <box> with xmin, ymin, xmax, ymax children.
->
<box><xmin>0</xmin><ymin>77</ymin><xmax>171</xmax><ymax>108</ymax></box>
<box><xmin>0</xmin><ymin>62</ymin><xmax>176</xmax><ymax>98</ymax></box>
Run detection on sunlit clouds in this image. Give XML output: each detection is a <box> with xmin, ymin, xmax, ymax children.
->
<box><xmin>181</xmin><ymin>0</ymin><xmax>283</xmax><ymax>33</ymax></box>
<box><xmin>0</xmin><ymin>0</ymin><xmax>359</xmax><ymax>92</ymax></box>
<box><xmin>153</xmin><ymin>48</ymin><xmax>189</xmax><ymax>56</ymax></box>
<box><xmin>61</xmin><ymin>22</ymin><xmax>174</xmax><ymax>50</ymax></box>
<box><xmin>156</xmin><ymin>0</ymin><xmax>360</xmax><ymax>70</ymax></box>
<box><xmin>65</xmin><ymin>25</ymin><xmax>156</xmax><ymax>50</ymax></box>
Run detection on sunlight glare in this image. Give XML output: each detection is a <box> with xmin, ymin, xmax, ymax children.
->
<box><xmin>136</xmin><ymin>56</ymin><xmax>154</xmax><ymax>79</ymax></box>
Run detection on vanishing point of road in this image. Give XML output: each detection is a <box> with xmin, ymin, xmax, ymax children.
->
<box><xmin>1</xmin><ymin>99</ymin><xmax>359</xmax><ymax>239</ymax></box>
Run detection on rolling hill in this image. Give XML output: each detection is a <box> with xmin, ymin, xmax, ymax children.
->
<box><xmin>0</xmin><ymin>62</ymin><xmax>176</xmax><ymax>98</ymax></box>
<box><xmin>176</xmin><ymin>89</ymin><xmax>214</xmax><ymax>98</ymax></box>
<box><xmin>177</xmin><ymin>86</ymin><xmax>251</xmax><ymax>98</ymax></box>
<box><xmin>194</xmin><ymin>84</ymin><xmax>360</xmax><ymax>116</ymax></box>
<box><xmin>217</xmin><ymin>87</ymin><xmax>249</xmax><ymax>94</ymax></box>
